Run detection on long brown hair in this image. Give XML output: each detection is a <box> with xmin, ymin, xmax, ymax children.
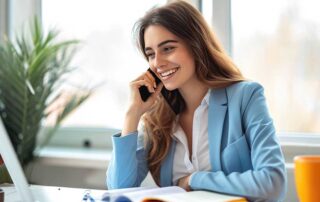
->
<box><xmin>133</xmin><ymin>0</ymin><xmax>245</xmax><ymax>185</ymax></box>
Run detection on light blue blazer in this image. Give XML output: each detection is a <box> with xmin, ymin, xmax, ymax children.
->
<box><xmin>106</xmin><ymin>81</ymin><xmax>287</xmax><ymax>202</ymax></box>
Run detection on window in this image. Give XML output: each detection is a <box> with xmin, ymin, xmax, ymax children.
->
<box><xmin>42</xmin><ymin>0</ymin><xmax>320</xmax><ymax>133</ymax></box>
<box><xmin>42</xmin><ymin>0</ymin><xmax>166</xmax><ymax>129</ymax></box>
<box><xmin>231</xmin><ymin>0</ymin><xmax>320</xmax><ymax>133</ymax></box>
<box><xmin>0</xmin><ymin>0</ymin><xmax>9</xmax><ymax>44</ymax></box>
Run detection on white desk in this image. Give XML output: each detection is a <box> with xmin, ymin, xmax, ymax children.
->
<box><xmin>1</xmin><ymin>184</ymin><xmax>107</xmax><ymax>202</ymax></box>
<box><xmin>0</xmin><ymin>184</ymin><xmax>153</xmax><ymax>202</ymax></box>
<box><xmin>1</xmin><ymin>184</ymin><xmax>247</xmax><ymax>202</ymax></box>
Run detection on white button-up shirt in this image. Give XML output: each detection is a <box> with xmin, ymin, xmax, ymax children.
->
<box><xmin>172</xmin><ymin>90</ymin><xmax>211</xmax><ymax>185</ymax></box>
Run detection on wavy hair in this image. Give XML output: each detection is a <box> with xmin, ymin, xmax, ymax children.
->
<box><xmin>133</xmin><ymin>0</ymin><xmax>245</xmax><ymax>185</ymax></box>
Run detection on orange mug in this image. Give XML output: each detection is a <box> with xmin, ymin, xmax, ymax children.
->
<box><xmin>294</xmin><ymin>155</ymin><xmax>320</xmax><ymax>202</ymax></box>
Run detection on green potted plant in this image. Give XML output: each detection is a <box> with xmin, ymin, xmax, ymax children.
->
<box><xmin>0</xmin><ymin>18</ymin><xmax>92</xmax><ymax>183</ymax></box>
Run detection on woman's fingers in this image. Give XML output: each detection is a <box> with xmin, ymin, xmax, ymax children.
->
<box><xmin>126</xmin><ymin>71</ymin><xmax>163</xmax><ymax>117</ymax></box>
<box><xmin>131</xmin><ymin>80</ymin><xmax>155</xmax><ymax>93</ymax></box>
<box><xmin>145</xmin><ymin>71</ymin><xmax>157</xmax><ymax>88</ymax></box>
<box><xmin>154</xmin><ymin>82</ymin><xmax>163</xmax><ymax>94</ymax></box>
<box><xmin>130</xmin><ymin>70</ymin><xmax>163</xmax><ymax>106</ymax></box>
<box><xmin>132</xmin><ymin>71</ymin><xmax>158</xmax><ymax>93</ymax></box>
<box><xmin>147</xmin><ymin>83</ymin><xmax>163</xmax><ymax>103</ymax></box>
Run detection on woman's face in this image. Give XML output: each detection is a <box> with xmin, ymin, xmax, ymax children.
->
<box><xmin>144</xmin><ymin>25</ymin><xmax>197</xmax><ymax>91</ymax></box>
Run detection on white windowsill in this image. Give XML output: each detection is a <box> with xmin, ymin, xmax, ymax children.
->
<box><xmin>34</xmin><ymin>146</ymin><xmax>112</xmax><ymax>169</ymax></box>
<box><xmin>34</xmin><ymin>127</ymin><xmax>320</xmax><ymax>170</ymax></box>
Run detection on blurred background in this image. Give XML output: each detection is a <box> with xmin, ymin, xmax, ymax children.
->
<box><xmin>36</xmin><ymin>0</ymin><xmax>320</xmax><ymax>134</ymax></box>
<box><xmin>42</xmin><ymin>0</ymin><xmax>320</xmax><ymax>133</ymax></box>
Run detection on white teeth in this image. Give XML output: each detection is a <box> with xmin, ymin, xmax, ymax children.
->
<box><xmin>160</xmin><ymin>68</ymin><xmax>178</xmax><ymax>77</ymax></box>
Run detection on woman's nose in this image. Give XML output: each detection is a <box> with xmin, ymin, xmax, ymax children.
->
<box><xmin>153</xmin><ymin>54</ymin><xmax>166</xmax><ymax>69</ymax></box>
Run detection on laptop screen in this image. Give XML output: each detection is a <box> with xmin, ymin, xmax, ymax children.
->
<box><xmin>0</xmin><ymin>118</ymin><xmax>35</xmax><ymax>202</ymax></box>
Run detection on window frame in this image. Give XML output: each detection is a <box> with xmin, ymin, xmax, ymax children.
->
<box><xmin>5</xmin><ymin>0</ymin><xmax>41</xmax><ymax>40</ymax></box>
<box><xmin>202</xmin><ymin>0</ymin><xmax>232</xmax><ymax>56</ymax></box>
<box><xmin>0</xmin><ymin>0</ymin><xmax>9</xmax><ymax>44</ymax></box>
<box><xmin>208</xmin><ymin>0</ymin><xmax>320</xmax><ymax>141</ymax></box>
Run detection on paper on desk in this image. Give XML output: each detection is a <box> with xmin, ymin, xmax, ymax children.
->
<box><xmin>122</xmin><ymin>186</ymin><xmax>185</xmax><ymax>202</ymax></box>
<box><xmin>142</xmin><ymin>191</ymin><xmax>247</xmax><ymax>202</ymax></box>
<box><xmin>104</xmin><ymin>186</ymin><xmax>246</xmax><ymax>202</ymax></box>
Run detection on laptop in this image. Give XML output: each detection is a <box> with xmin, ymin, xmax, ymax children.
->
<box><xmin>0</xmin><ymin>117</ymin><xmax>36</xmax><ymax>201</ymax></box>
<box><xmin>0</xmin><ymin>118</ymin><xmax>106</xmax><ymax>202</ymax></box>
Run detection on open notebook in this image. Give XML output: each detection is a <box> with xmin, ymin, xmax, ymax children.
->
<box><xmin>105</xmin><ymin>186</ymin><xmax>247</xmax><ymax>202</ymax></box>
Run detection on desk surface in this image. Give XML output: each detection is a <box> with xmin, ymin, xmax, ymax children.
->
<box><xmin>1</xmin><ymin>184</ymin><xmax>154</xmax><ymax>202</ymax></box>
<box><xmin>1</xmin><ymin>184</ymin><xmax>246</xmax><ymax>202</ymax></box>
<box><xmin>1</xmin><ymin>184</ymin><xmax>107</xmax><ymax>202</ymax></box>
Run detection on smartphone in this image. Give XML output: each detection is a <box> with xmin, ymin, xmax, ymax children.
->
<box><xmin>139</xmin><ymin>68</ymin><xmax>161</xmax><ymax>102</ymax></box>
<box><xmin>138</xmin><ymin>68</ymin><xmax>184</xmax><ymax>114</ymax></box>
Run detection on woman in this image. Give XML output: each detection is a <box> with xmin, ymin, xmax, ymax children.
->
<box><xmin>106</xmin><ymin>1</ymin><xmax>287</xmax><ymax>201</ymax></box>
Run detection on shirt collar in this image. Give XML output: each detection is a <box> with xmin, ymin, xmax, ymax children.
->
<box><xmin>201</xmin><ymin>89</ymin><xmax>211</xmax><ymax>106</ymax></box>
<box><xmin>172</xmin><ymin>89</ymin><xmax>211</xmax><ymax>135</ymax></box>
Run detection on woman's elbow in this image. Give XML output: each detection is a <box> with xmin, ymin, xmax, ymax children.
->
<box><xmin>106</xmin><ymin>177</ymin><xmax>131</xmax><ymax>190</ymax></box>
<box><xmin>106</xmin><ymin>171</ymin><xmax>140</xmax><ymax>190</ymax></box>
<box><xmin>264</xmin><ymin>169</ymin><xmax>287</xmax><ymax>201</ymax></box>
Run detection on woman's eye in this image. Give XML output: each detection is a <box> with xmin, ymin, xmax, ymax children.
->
<box><xmin>146</xmin><ymin>53</ymin><xmax>155</xmax><ymax>59</ymax></box>
<box><xmin>164</xmin><ymin>47</ymin><xmax>175</xmax><ymax>52</ymax></box>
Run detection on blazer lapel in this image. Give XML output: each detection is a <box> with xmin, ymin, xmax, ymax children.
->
<box><xmin>160</xmin><ymin>140</ymin><xmax>177</xmax><ymax>187</ymax></box>
<box><xmin>208</xmin><ymin>88</ymin><xmax>228</xmax><ymax>171</ymax></box>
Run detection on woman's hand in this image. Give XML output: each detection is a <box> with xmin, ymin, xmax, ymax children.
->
<box><xmin>121</xmin><ymin>70</ymin><xmax>163</xmax><ymax>136</ymax></box>
<box><xmin>127</xmin><ymin>71</ymin><xmax>163</xmax><ymax>117</ymax></box>
<box><xmin>177</xmin><ymin>174</ymin><xmax>191</xmax><ymax>191</ymax></box>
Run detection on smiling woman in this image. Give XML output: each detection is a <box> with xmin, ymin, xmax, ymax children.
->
<box><xmin>144</xmin><ymin>26</ymin><xmax>196</xmax><ymax>91</ymax></box>
<box><xmin>106</xmin><ymin>1</ymin><xmax>287</xmax><ymax>201</ymax></box>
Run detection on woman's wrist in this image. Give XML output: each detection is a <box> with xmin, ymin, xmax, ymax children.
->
<box><xmin>125</xmin><ymin>106</ymin><xmax>142</xmax><ymax>118</ymax></box>
<box><xmin>121</xmin><ymin>109</ymin><xmax>141</xmax><ymax>136</ymax></box>
<box><xmin>178</xmin><ymin>174</ymin><xmax>192</xmax><ymax>191</ymax></box>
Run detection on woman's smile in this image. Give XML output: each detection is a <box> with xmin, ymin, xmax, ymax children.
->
<box><xmin>158</xmin><ymin>67</ymin><xmax>180</xmax><ymax>81</ymax></box>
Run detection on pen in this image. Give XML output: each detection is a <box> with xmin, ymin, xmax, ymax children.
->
<box><xmin>82</xmin><ymin>190</ymin><xmax>95</xmax><ymax>202</ymax></box>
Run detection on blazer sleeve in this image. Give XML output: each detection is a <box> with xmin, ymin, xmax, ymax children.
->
<box><xmin>189</xmin><ymin>82</ymin><xmax>287</xmax><ymax>202</ymax></box>
<box><xmin>106</xmin><ymin>132</ymin><xmax>149</xmax><ymax>189</ymax></box>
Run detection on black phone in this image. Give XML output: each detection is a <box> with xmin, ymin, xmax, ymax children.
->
<box><xmin>139</xmin><ymin>68</ymin><xmax>161</xmax><ymax>102</ymax></box>
<box><xmin>138</xmin><ymin>68</ymin><xmax>184</xmax><ymax>115</ymax></box>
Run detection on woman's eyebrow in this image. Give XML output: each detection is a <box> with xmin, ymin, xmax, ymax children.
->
<box><xmin>145</xmin><ymin>39</ymin><xmax>178</xmax><ymax>52</ymax></box>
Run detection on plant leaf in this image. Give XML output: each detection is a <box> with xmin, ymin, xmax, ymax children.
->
<box><xmin>0</xmin><ymin>16</ymin><xmax>91</xmax><ymax>167</ymax></box>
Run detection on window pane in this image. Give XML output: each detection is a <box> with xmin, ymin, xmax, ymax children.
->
<box><xmin>232</xmin><ymin>0</ymin><xmax>320</xmax><ymax>133</ymax></box>
<box><xmin>42</xmin><ymin>0</ymin><xmax>166</xmax><ymax>128</ymax></box>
